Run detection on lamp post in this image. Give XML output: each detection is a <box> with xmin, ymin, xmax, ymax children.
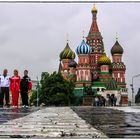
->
<box><xmin>130</xmin><ymin>74</ymin><xmax>140</xmax><ymax>106</ymax></box>
<box><xmin>36</xmin><ymin>76</ymin><xmax>40</xmax><ymax>107</ymax></box>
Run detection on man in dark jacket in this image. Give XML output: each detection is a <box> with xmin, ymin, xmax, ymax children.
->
<box><xmin>20</xmin><ymin>70</ymin><xmax>32</xmax><ymax>107</ymax></box>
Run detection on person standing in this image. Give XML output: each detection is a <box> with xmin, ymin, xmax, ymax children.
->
<box><xmin>0</xmin><ymin>69</ymin><xmax>10</xmax><ymax>107</ymax></box>
<box><xmin>20</xmin><ymin>70</ymin><xmax>32</xmax><ymax>107</ymax></box>
<box><xmin>10</xmin><ymin>69</ymin><xmax>20</xmax><ymax>108</ymax></box>
<box><xmin>110</xmin><ymin>94</ymin><xmax>114</xmax><ymax>106</ymax></box>
<box><xmin>95</xmin><ymin>96</ymin><xmax>99</xmax><ymax>106</ymax></box>
<box><xmin>101</xmin><ymin>96</ymin><xmax>106</xmax><ymax>107</ymax></box>
<box><xmin>113</xmin><ymin>96</ymin><xmax>117</xmax><ymax>106</ymax></box>
<box><xmin>116</xmin><ymin>94</ymin><xmax>121</xmax><ymax>106</ymax></box>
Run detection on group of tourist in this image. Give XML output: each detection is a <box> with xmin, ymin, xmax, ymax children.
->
<box><xmin>0</xmin><ymin>69</ymin><xmax>32</xmax><ymax>108</ymax></box>
<box><xmin>94</xmin><ymin>94</ymin><xmax>117</xmax><ymax>107</ymax></box>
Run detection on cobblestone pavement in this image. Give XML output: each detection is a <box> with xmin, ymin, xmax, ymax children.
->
<box><xmin>72</xmin><ymin>106</ymin><xmax>140</xmax><ymax>138</ymax></box>
<box><xmin>0</xmin><ymin>107</ymin><xmax>107</xmax><ymax>138</ymax></box>
<box><xmin>0</xmin><ymin>107</ymin><xmax>40</xmax><ymax>125</ymax></box>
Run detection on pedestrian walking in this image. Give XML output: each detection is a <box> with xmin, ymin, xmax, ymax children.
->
<box><xmin>95</xmin><ymin>96</ymin><xmax>99</xmax><ymax>106</ymax></box>
<box><xmin>113</xmin><ymin>96</ymin><xmax>117</xmax><ymax>106</ymax></box>
<box><xmin>0</xmin><ymin>69</ymin><xmax>10</xmax><ymax>107</ymax></box>
<box><xmin>10</xmin><ymin>69</ymin><xmax>20</xmax><ymax>108</ymax></box>
<box><xmin>101</xmin><ymin>96</ymin><xmax>106</xmax><ymax>106</ymax></box>
<box><xmin>110</xmin><ymin>94</ymin><xmax>114</xmax><ymax>106</ymax></box>
<box><xmin>20</xmin><ymin>70</ymin><xmax>32</xmax><ymax>108</ymax></box>
<box><xmin>98</xmin><ymin>97</ymin><xmax>102</xmax><ymax>106</ymax></box>
<box><xmin>106</xmin><ymin>97</ymin><xmax>109</xmax><ymax>106</ymax></box>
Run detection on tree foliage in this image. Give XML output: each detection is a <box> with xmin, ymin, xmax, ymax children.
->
<box><xmin>135</xmin><ymin>88</ymin><xmax>140</xmax><ymax>103</ymax></box>
<box><xmin>30</xmin><ymin>71</ymin><xmax>75</xmax><ymax>106</ymax></box>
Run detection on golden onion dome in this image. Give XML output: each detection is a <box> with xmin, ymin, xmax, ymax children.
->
<box><xmin>91</xmin><ymin>4</ymin><xmax>97</xmax><ymax>13</ymax></box>
<box><xmin>98</xmin><ymin>52</ymin><xmax>111</xmax><ymax>65</ymax></box>
<box><xmin>59</xmin><ymin>42</ymin><xmax>76</xmax><ymax>60</ymax></box>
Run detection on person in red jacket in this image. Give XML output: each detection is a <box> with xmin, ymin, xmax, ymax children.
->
<box><xmin>10</xmin><ymin>69</ymin><xmax>20</xmax><ymax>108</ymax></box>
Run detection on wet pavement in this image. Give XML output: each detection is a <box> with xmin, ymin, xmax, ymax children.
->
<box><xmin>0</xmin><ymin>107</ymin><xmax>40</xmax><ymax>125</ymax></box>
<box><xmin>0</xmin><ymin>107</ymin><xmax>106</xmax><ymax>138</ymax></box>
<box><xmin>1</xmin><ymin>106</ymin><xmax>140</xmax><ymax>138</ymax></box>
<box><xmin>72</xmin><ymin>106</ymin><xmax>140</xmax><ymax>138</ymax></box>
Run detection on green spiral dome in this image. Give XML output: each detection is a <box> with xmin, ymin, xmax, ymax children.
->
<box><xmin>59</xmin><ymin>42</ymin><xmax>76</xmax><ymax>60</ymax></box>
<box><xmin>98</xmin><ymin>53</ymin><xmax>111</xmax><ymax>65</ymax></box>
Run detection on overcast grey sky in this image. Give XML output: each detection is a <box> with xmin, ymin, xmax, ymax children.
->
<box><xmin>0</xmin><ymin>2</ymin><xmax>139</xmax><ymax>99</ymax></box>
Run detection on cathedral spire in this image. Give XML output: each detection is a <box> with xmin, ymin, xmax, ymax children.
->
<box><xmin>88</xmin><ymin>4</ymin><xmax>99</xmax><ymax>35</ymax></box>
<box><xmin>116</xmin><ymin>32</ymin><xmax>118</xmax><ymax>41</ymax></box>
<box><xmin>91</xmin><ymin>4</ymin><xmax>97</xmax><ymax>13</ymax></box>
<box><xmin>86</xmin><ymin>4</ymin><xmax>104</xmax><ymax>69</ymax></box>
<box><xmin>66</xmin><ymin>33</ymin><xmax>69</xmax><ymax>43</ymax></box>
<box><xmin>82</xmin><ymin>30</ymin><xmax>85</xmax><ymax>40</ymax></box>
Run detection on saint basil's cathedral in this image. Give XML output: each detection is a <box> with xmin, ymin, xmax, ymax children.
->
<box><xmin>58</xmin><ymin>5</ymin><xmax>128</xmax><ymax>106</ymax></box>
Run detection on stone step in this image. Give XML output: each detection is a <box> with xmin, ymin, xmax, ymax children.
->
<box><xmin>6</xmin><ymin>120</ymin><xmax>86</xmax><ymax>125</ymax></box>
<box><xmin>0</xmin><ymin>122</ymin><xmax>89</xmax><ymax>126</ymax></box>
<box><xmin>0</xmin><ymin>135</ymin><xmax>102</xmax><ymax>139</ymax></box>
<box><xmin>0</xmin><ymin>125</ymin><xmax>91</xmax><ymax>129</ymax></box>
<box><xmin>0</xmin><ymin>127</ymin><xmax>93</xmax><ymax>132</ymax></box>
<box><xmin>0</xmin><ymin>130</ymin><xmax>106</xmax><ymax>138</ymax></box>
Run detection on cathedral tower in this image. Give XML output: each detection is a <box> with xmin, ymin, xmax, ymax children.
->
<box><xmin>98</xmin><ymin>51</ymin><xmax>112</xmax><ymax>83</ymax></box>
<box><xmin>111</xmin><ymin>39</ymin><xmax>126</xmax><ymax>88</ymax></box>
<box><xmin>86</xmin><ymin>5</ymin><xmax>104</xmax><ymax>80</ymax></box>
<box><xmin>76</xmin><ymin>38</ymin><xmax>92</xmax><ymax>87</ymax></box>
<box><xmin>59</xmin><ymin>41</ymin><xmax>75</xmax><ymax>80</ymax></box>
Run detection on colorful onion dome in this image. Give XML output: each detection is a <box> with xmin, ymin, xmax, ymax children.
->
<box><xmin>111</xmin><ymin>40</ymin><xmax>124</xmax><ymax>55</ymax></box>
<box><xmin>98</xmin><ymin>52</ymin><xmax>111</xmax><ymax>65</ymax></box>
<box><xmin>59</xmin><ymin>42</ymin><xmax>76</xmax><ymax>60</ymax></box>
<box><xmin>76</xmin><ymin>39</ymin><xmax>91</xmax><ymax>55</ymax></box>
<box><xmin>91</xmin><ymin>4</ymin><xmax>97</xmax><ymax>13</ymax></box>
<box><xmin>69</xmin><ymin>59</ymin><xmax>77</xmax><ymax>68</ymax></box>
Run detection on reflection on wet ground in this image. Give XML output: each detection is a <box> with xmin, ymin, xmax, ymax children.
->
<box><xmin>72</xmin><ymin>106</ymin><xmax>140</xmax><ymax>138</ymax></box>
<box><xmin>0</xmin><ymin>107</ymin><xmax>106</xmax><ymax>138</ymax></box>
<box><xmin>0</xmin><ymin>107</ymin><xmax>40</xmax><ymax>125</ymax></box>
<box><xmin>1</xmin><ymin>106</ymin><xmax>140</xmax><ymax>138</ymax></box>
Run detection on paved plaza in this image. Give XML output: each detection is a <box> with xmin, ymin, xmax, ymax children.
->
<box><xmin>0</xmin><ymin>107</ymin><xmax>106</xmax><ymax>138</ymax></box>
<box><xmin>73</xmin><ymin>106</ymin><xmax>140</xmax><ymax>138</ymax></box>
<box><xmin>1</xmin><ymin>106</ymin><xmax>140</xmax><ymax>138</ymax></box>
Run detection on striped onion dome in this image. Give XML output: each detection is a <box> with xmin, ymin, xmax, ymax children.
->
<box><xmin>69</xmin><ymin>59</ymin><xmax>77</xmax><ymax>68</ymax></box>
<box><xmin>98</xmin><ymin>52</ymin><xmax>111</xmax><ymax>65</ymax></box>
<box><xmin>59</xmin><ymin>42</ymin><xmax>76</xmax><ymax>60</ymax></box>
<box><xmin>76</xmin><ymin>39</ymin><xmax>91</xmax><ymax>55</ymax></box>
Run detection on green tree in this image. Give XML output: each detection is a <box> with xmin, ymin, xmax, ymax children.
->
<box><xmin>135</xmin><ymin>88</ymin><xmax>140</xmax><ymax>103</ymax></box>
<box><xmin>30</xmin><ymin>71</ymin><xmax>75</xmax><ymax>106</ymax></box>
